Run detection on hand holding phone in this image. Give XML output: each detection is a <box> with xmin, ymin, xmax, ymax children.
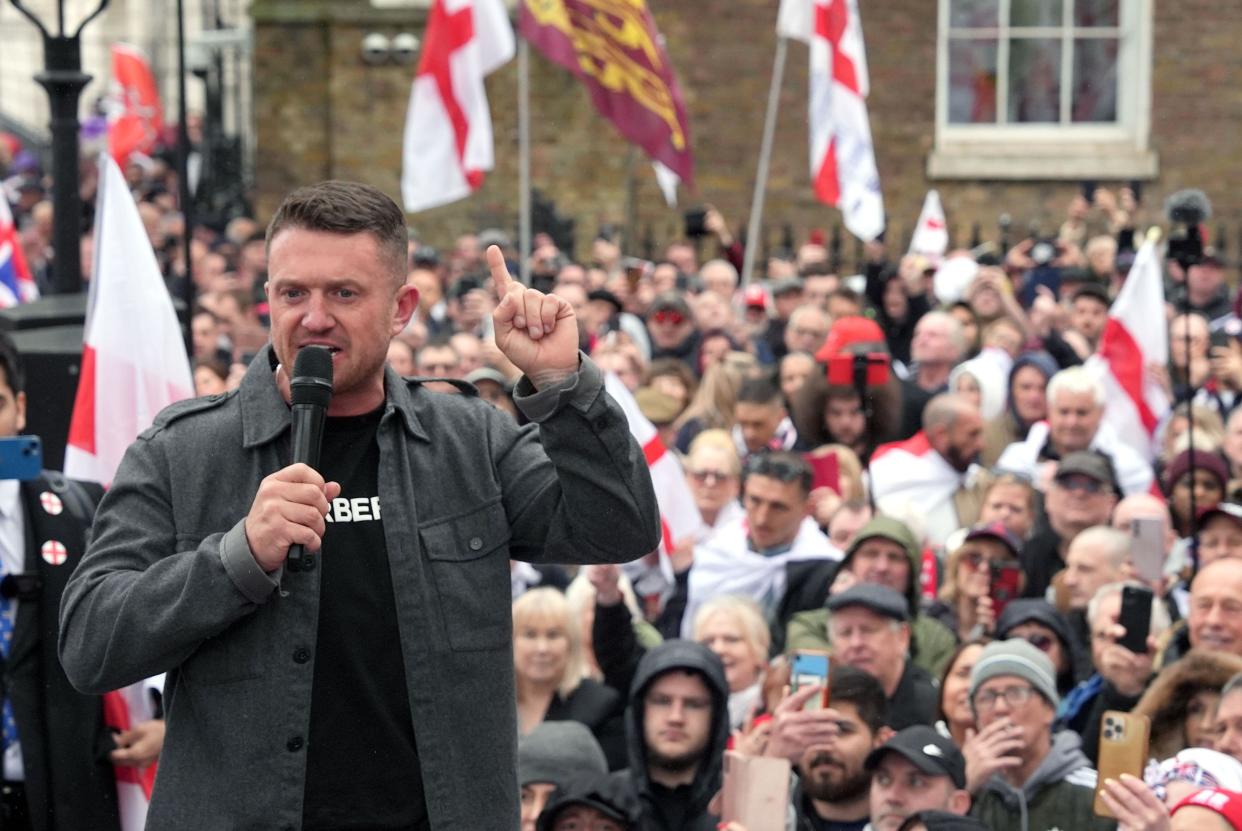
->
<box><xmin>989</xmin><ymin>561</ymin><xmax>1023</xmax><ymax>621</ymax></box>
<box><xmin>1116</xmin><ymin>585</ymin><xmax>1153</xmax><ymax>654</ymax></box>
<box><xmin>0</xmin><ymin>436</ymin><xmax>42</xmax><ymax>481</ymax></box>
<box><xmin>1094</xmin><ymin>712</ymin><xmax>1151</xmax><ymax>818</ymax></box>
<box><xmin>1128</xmin><ymin>517</ymin><xmax>1165</xmax><ymax>584</ymax></box>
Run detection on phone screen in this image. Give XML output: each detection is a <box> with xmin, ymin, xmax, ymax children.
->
<box><xmin>791</xmin><ymin>651</ymin><xmax>830</xmax><ymax>710</ymax></box>
<box><xmin>990</xmin><ymin>561</ymin><xmax>1023</xmax><ymax>620</ymax></box>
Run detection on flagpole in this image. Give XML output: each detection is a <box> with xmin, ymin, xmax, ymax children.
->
<box><xmin>176</xmin><ymin>0</ymin><xmax>195</xmax><ymax>355</ymax></box>
<box><xmin>517</xmin><ymin>38</ymin><xmax>531</xmax><ymax>284</ymax></box>
<box><xmin>741</xmin><ymin>35</ymin><xmax>788</xmax><ymax>289</ymax></box>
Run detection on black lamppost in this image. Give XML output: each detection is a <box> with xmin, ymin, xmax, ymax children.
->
<box><xmin>9</xmin><ymin>0</ymin><xmax>110</xmax><ymax>295</ymax></box>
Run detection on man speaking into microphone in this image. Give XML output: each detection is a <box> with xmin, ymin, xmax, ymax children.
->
<box><xmin>58</xmin><ymin>181</ymin><xmax>660</xmax><ymax>830</ymax></box>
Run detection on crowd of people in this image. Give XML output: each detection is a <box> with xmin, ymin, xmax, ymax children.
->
<box><xmin>8</xmin><ymin>135</ymin><xmax>1242</xmax><ymax>831</ymax></box>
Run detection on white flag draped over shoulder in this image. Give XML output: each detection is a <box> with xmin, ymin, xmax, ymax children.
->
<box><xmin>1087</xmin><ymin>237</ymin><xmax>1170</xmax><ymax>459</ymax></box>
<box><xmin>777</xmin><ymin>0</ymin><xmax>884</xmax><ymax>241</ymax></box>
<box><xmin>401</xmin><ymin>0</ymin><xmax>515</xmax><ymax>212</ymax></box>
<box><xmin>603</xmin><ymin>373</ymin><xmax>702</xmax><ymax>614</ymax></box>
<box><xmin>908</xmin><ymin>189</ymin><xmax>948</xmax><ymax>261</ymax></box>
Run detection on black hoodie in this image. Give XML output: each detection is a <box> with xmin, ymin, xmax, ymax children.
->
<box><xmin>611</xmin><ymin>641</ymin><xmax>731</xmax><ymax>831</ymax></box>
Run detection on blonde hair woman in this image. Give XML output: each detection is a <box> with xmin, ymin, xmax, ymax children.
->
<box><xmin>692</xmin><ymin>595</ymin><xmax>770</xmax><ymax>729</ymax></box>
<box><xmin>673</xmin><ymin>362</ymin><xmax>745</xmax><ymax>453</ymax></box>
<box><xmin>512</xmin><ymin>588</ymin><xmax>626</xmax><ymax>769</ymax></box>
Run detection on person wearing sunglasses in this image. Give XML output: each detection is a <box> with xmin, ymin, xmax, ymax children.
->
<box><xmin>646</xmin><ymin>293</ymin><xmax>699</xmax><ymax>368</ymax></box>
<box><xmin>927</xmin><ymin>523</ymin><xmax>1023</xmax><ymax>642</ymax></box>
<box><xmin>994</xmin><ymin>599</ymin><xmax>1082</xmax><ymax>697</ymax></box>
<box><xmin>966</xmin><ymin>640</ymin><xmax>1111</xmax><ymax>830</ymax></box>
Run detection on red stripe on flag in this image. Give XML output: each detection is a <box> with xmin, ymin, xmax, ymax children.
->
<box><xmin>102</xmin><ymin>690</ymin><xmax>158</xmax><ymax>797</ymax></box>
<box><xmin>66</xmin><ymin>344</ymin><xmax>98</xmax><ymax>454</ymax></box>
<box><xmin>418</xmin><ymin>1</ymin><xmax>478</xmax><ymax>187</ymax></box>
<box><xmin>816</xmin><ymin>0</ymin><xmax>861</xmax><ymax>96</ymax></box>
<box><xmin>643</xmin><ymin>436</ymin><xmax>666</xmax><ymax>467</ymax></box>
<box><xmin>870</xmin><ymin>431</ymin><xmax>931</xmax><ymax>462</ymax></box>
<box><xmin>814</xmin><ymin>141</ymin><xmax>841</xmax><ymax>205</ymax></box>
<box><xmin>1098</xmin><ymin>317</ymin><xmax>1158</xmax><ymax>433</ymax></box>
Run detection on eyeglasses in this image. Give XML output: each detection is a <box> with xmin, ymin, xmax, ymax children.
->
<box><xmin>689</xmin><ymin>469</ymin><xmax>734</xmax><ymax>485</ymax></box>
<box><xmin>974</xmin><ymin>684</ymin><xmax>1036</xmax><ymax>711</ymax></box>
<box><xmin>651</xmin><ymin>309</ymin><xmax>686</xmax><ymax>326</ymax></box>
<box><xmin>960</xmin><ymin>550</ymin><xmax>990</xmax><ymax>570</ymax></box>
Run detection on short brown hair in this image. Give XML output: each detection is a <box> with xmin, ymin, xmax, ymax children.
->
<box><xmin>266</xmin><ymin>180</ymin><xmax>407</xmax><ymax>287</ymax></box>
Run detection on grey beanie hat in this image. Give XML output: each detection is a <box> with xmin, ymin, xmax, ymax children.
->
<box><xmin>968</xmin><ymin>638</ymin><xmax>1060</xmax><ymax>709</ymax></box>
<box><xmin>517</xmin><ymin>722</ymin><xmax>608</xmax><ymax>788</ymax></box>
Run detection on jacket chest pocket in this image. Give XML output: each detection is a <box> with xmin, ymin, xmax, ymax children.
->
<box><xmin>419</xmin><ymin>501</ymin><xmax>513</xmax><ymax>651</ymax></box>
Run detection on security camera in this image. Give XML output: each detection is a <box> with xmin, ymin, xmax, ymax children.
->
<box><xmin>392</xmin><ymin>33</ymin><xmax>420</xmax><ymax>65</ymax></box>
<box><xmin>361</xmin><ymin>33</ymin><xmax>391</xmax><ymax>65</ymax></box>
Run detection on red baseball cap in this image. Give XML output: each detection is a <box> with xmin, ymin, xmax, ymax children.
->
<box><xmin>815</xmin><ymin>316</ymin><xmax>886</xmax><ymax>362</ymax></box>
<box><xmin>743</xmin><ymin>284</ymin><xmax>768</xmax><ymax>309</ymax></box>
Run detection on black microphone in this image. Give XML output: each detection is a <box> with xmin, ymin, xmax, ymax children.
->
<box><xmin>286</xmin><ymin>345</ymin><xmax>333</xmax><ymax>573</ymax></box>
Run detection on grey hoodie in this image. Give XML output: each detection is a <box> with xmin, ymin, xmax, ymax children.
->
<box><xmin>971</xmin><ymin>731</ymin><xmax>1115</xmax><ymax>831</ymax></box>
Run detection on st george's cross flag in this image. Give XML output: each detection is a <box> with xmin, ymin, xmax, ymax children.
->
<box><xmin>777</xmin><ymin>0</ymin><xmax>884</xmax><ymax>241</ymax></box>
<box><xmin>107</xmin><ymin>44</ymin><xmax>164</xmax><ymax>166</ymax></box>
<box><xmin>909</xmin><ymin>190</ymin><xmax>949</xmax><ymax>261</ymax></box>
<box><xmin>402</xmin><ymin>0</ymin><xmax>515</xmax><ymax>212</ymax></box>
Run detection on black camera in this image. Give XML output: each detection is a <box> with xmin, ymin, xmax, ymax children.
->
<box><xmin>1030</xmin><ymin>239</ymin><xmax>1058</xmax><ymax>267</ymax></box>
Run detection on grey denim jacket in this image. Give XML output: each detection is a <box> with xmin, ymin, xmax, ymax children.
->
<box><xmin>59</xmin><ymin>347</ymin><xmax>660</xmax><ymax>830</ymax></box>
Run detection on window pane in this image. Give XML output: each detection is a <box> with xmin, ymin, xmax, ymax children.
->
<box><xmin>1072</xmin><ymin>37</ymin><xmax>1118</xmax><ymax>121</ymax></box>
<box><xmin>1074</xmin><ymin>0</ymin><xmax>1118</xmax><ymax>26</ymax></box>
<box><xmin>950</xmin><ymin>0</ymin><xmax>998</xmax><ymax>28</ymax></box>
<box><xmin>1008</xmin><ymin>38</ymin><xmax>1061</xmax><ymax>122</ymax></box>
<box><xmin>1010</xmin><ymin>0</ymin><xmax>1062</xmax><ymax>27</ymax></box>
<box><xmin>949</xmin><ymin>39</ymin><xmax>999</xmax><ymax>123</ymax></box>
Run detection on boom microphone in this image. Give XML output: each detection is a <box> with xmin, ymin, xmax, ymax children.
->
<box><xmin>286</xmin><ymin>345</ymin><xmax>333</xmax><ymax>572</ymax></box>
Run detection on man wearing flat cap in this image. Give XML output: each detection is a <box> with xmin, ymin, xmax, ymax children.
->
<box><xmin>865</xmin><ymin>725</ymin><xmax>972</xmax><ymax>831</ymax></box>
<box><xmin>828</xmin><ymin>585</ymin><xmax>939</xmax><ymax>729</ymax></box>
<box><xmin>967</xmin><ymin>639</ymin><xmax>1112</xmax><ymax>830</ymax></box>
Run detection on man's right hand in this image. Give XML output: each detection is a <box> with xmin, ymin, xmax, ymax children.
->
<box><xmin>244</xmin><ymin>463</ymin><xmax>341</xmax><ymax>572</ymax></box>
<box><xmin>586</xmin><ymin>564</ymin><xmax>623</xmax><ymax>606</ymax></box>
<box><xmin>963</xmin><ymin>719</ymin><xmax>1024</xmax><ymax>793</ymax></box>
<box><xmin>762</xmin><ymin>684</ymin><xmax>846</xmax><ymax>762</ymax></box>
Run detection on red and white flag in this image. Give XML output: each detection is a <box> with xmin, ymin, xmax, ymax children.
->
<box><xmin>107</xmin><ymin>44</ymin><xmax>163</xmax><ymax>166</ymax></box>
<box><xmin>908</xmin><ymin>189</ymin><xmax>948</xmax><ymax>261</ymax></box>
<box><xmin>603</xmin><ymin>373</ymin><xmax>703</xmax><ymax>614</ymax></box>
<box><xmin>777</xmin><ymin>0</ymin><xmax>884</xmax><ymax>241</ymax></box>
<box><xmin>870</xmin><ymin>432</ymin><xmax>982</xmax><ymax>547</ymax></box>
<box><xmin>1088</xmin><ymin>236</ymin><xmax>1169</xmax><ymax>458</ymax></box>
<box><xmin>401</xmin><ymin>0</ymin><xmax>514</xmax><ymax>212</ymax></box>
<box><xmin>65</xmin><ymin>156</ymin><xmax>191</xmax><ymax>830</ymax></box>
<box><xmin>66</xmin><ymin>154</ymin><xmax>194</xmax><ymax>485</ymax></box>
<box><xmin>0</xmin><ymin>192</ymin><xmax>38</xmax><ymax>308</ymax></box>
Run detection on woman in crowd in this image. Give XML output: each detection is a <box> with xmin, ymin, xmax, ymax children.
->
<box><xmin>673</xmin><ymin>361</ymin><xmax>744</xmax><ymax>453</ymax></box>
<box><xmin>926</xmin><ymin>523</ymin><xmax>1023</xmax><ymax>641</ymax></box>
<box><xmin>981</xmin><ymin>350</ymin><xmax>1057</xmax><ymax>467</ymax></box>
<box><xmin>936</xmin><ymin>640</ymin><xmax>989</xmax><ymax>750</ymax></box>
<box><xmin>513</xmin><ymin>588</ymin><xmax>627</xmax><ymax>770</ymax></box>
<box><xmin>683</xmin><ymin>429</ymin><xmax>744</xmax><ymax>537</ymax></box>
<box><xmin>691</xmin><ymin>595</ymin><xmax>770</xmax><ymax>730</ymax></box>
<box><xmin>790</xmin><ymin>368</ymin><xmax>902</xmax><ymax>464</ymax></box>
<box><xmin>949</xmin><ymin>356</ymin><xmax>1007</xmax><ymax>422</ymax></box>
<box><xmin>1135</xmin><ymin>650</ymin><xmax>1242</xmax><ymax>760</ymax></box>
<box><xmin>1164</xmin><ymin>448</ymin><xmax>1230</xmax><ymax>539</ymax></box>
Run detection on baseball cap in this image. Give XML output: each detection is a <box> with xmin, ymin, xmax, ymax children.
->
<box><xmin>865</xmin><ymin>725</ymin><xmax>966</xmax><ymax>788</ymax></box>
<box><xmin>962</xmin><ymin>521</ymin><xmax>1022</xmax><ymax>560</ymax></box>
<box><xmin>464</xmin><ymin>367</ymin><xmax>512</xmax><ymax>390</ymax></box>
<box><xmin>649</xmin><ymin>292</ymin><xmax>691</xmax><ymax>317</ymax></box>
<box><xmin>1054</xmin><ymin>451</ymin><xmax>1118</xmax><ymax>492</ymax></box>
<box><xmin>1170</xmin><ymin>788</ymin><xmax>1242</xmax><ymax>829</ymax></box>
<box><xmin>770</xmin><ymin>276</ymin><xmax>804</xmax><ymax>297</ymax></box>
<box><xmin>743</xmin><ymin>284</ymin><xmax>768</xmax><ymax>309</ymax></box>
<box><xmin>815</xmin><ymin>316</ymin><xmax>886</xmax><ymax>362</ymax></box>
<box><xmin>1199</xmin><ymin>502</ymin><xmax>1242</xmax><ymax>531</ymax></box>
<box><xmin>536</xmin><ymin>774</ymin><xmax>641</xmax><ymax>831</ymax></box>
<box><xmin>826</xmin><ymin>583</ymin><xmax>909</xmax><ymax>622</ymax></box>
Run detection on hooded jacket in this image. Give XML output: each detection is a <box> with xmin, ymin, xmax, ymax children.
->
<box><xmin>970</xmin><ymin>731</ymin><xmax>1113</xmax><ymax>831</ymax></box>
<box><xmin>612</xmin><ymin>641</ymin><xmax>731</xmax><ymax>831</ymax></box>
<box><xmin>1134</xmin><ymin>649</ymin><xmax>1242</xmax><ymax>760</ymax></box>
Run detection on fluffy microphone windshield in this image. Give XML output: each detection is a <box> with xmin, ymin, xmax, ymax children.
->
<box><xmin>290</xmin><ymin>345</ymin><xmax>334</xmax><ymax>408</ymax></box>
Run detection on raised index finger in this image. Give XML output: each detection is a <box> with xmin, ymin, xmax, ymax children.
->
<box><xmin>486</xmin><ymin>244</ymin><xmax>514</xmax><ymax>296</ymax></box>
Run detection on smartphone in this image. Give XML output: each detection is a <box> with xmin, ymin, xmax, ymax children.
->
<box><xmin>1082</xmin><ymin>180</ymin><xmax>1098</xmax><ymax>204</ymax></box>
<box><xmin>804</xmin><ymin>452</ymin><xmax>840</xmax><ymax>495</ymax></box>
<box><xmin>683</xmin><ymin>207</ymin><xmax>708</xmax><ymax>238</ymax></box>
<box><xmin>721</xmin><ymin>750</ymin><xmax>792</xmax><ymax>831</ymax></box>
<box><xmin>1094</xmin><ymin>711</ymin><xmax>1151</xmax><ymax>818</ymax></box>
<box><xmin>1129</xmin><ymin>180</ymin><xmax>1143</xmax><ymax>204</ymax></box>
<box><xmin>0</xmin><ymin>436</ymin><xmax>42</xmax><ymax>481</ymax></box>
<box><xmin>1117</xmin><ymin>585</ymin><xmax>1153</xmax><ymax>654</ymax></box>
<box><xmin>989</xmin><ymin>561</ymin><xmax>1023</xmax><ymax>621</ymax></box>
<box><xmin>791</xmin><ymin>650</ymin><xmax>830</xmax><ymax>711</ymax></box>
<box><xmin>1129</xmin><ymin>517</ymin><xmax>1165</xmax><ymax>583</ymax></box>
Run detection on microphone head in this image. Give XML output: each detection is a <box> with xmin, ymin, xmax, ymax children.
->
<box><xmin>290</xmin><ymin>345</ymin><xmax>334</xmax><ymax>408</ymax></box>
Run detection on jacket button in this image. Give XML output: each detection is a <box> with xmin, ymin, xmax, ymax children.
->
<box><xmin>301</xmin><ymin>553</ymin><xmax>316</xmax><ymax>571</ymax></box>
<box><xmin>293</xmin><ymin>648</ymin><xmax>311</xmax><ymax>664</ymax></box>
<box><xmin>469</xmin><ymin>537</ymin><xmax>483</xmax><ymax>551</ymax></box>
<box><xmin>287</xmin><ymin>736</ymin><xmax>304</xmax><ymax>752</ymax></box>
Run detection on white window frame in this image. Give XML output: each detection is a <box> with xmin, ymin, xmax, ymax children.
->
<box><xmin>928</xmin><ymin>0</ymin><xmax>1157</xmax><ymax>179</ymax></box>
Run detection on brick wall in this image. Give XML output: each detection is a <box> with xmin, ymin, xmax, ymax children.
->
<box><xmin>251</xmin><ymin>0</ymin><xmax>1242</xmax><ymax>263</ymax></box>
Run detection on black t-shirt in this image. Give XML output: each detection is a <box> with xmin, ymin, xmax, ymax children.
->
<box><xmin>302</xmin><ymin>407</ymin><xmax>428</xmax><ymax>830</ymax></box>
